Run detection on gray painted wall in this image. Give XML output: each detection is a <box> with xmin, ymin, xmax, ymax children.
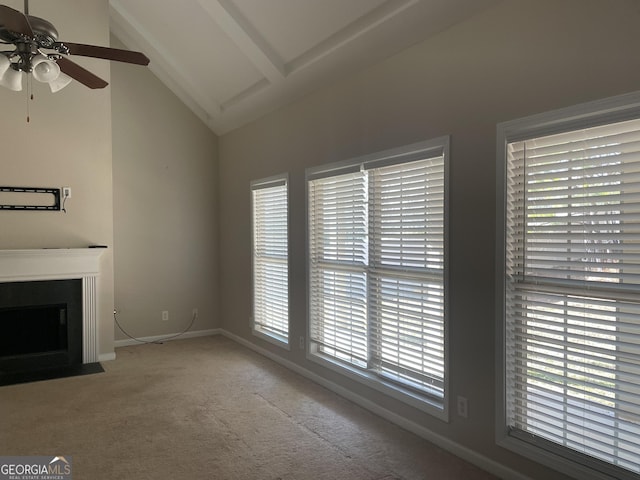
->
<box><xmin>217</xmin><ymin>1</ymin><xmax>640</xmax><ymax>478</ymax></box>
<box><xmin>111</xmin><ymin>37</ymin><xmax>220</xmax><ymax>341</ymax></box>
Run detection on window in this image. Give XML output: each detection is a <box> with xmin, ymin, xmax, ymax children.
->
<box><xmin>307</xmin><ymin>138</ymin><xmax>448</xmax><ymax>416</ymax></box>
<box><xmin>497</xmin><ymin>92</ymin><xmax>640</xmax><ymax>480</ymax></box>
<box><xmin>251</xmin><ymin>174</ymin><xmax>289</xmax><ymax>347</ymax></box>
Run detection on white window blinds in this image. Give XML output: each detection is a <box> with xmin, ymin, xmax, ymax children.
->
<box><xmin>368</xmin><ymin>158</ymin><xmax>445</xmax><ymax>395</ymax></box>
<box><xmin>308</xmin><ymin>141</ymin><xmax>447</xmax><ymax>408</ymax></box>
<box><xmin>308</xmin><ymin>171</ymin><xmax>368</xmax><ymax>366</ymax></box>
<box><xmin>504</xmin><ymin>118</ymin><xmax>640</xmax><ymax>477</ymax></box>
<box><xmin>252</xmin><ymin>177</ymin><xmax>289</xmax><ymax>344</ymax></box>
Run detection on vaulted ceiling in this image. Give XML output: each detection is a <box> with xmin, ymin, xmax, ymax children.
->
<box><xmin>109</xmin><ymin>0</ymin><xmax>500</xmax><ymax>135</ymax></box>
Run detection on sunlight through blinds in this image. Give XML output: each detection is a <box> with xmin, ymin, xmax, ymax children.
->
<box><xmin>308</xmin><ymin>171</ymin><xmax>369</xmax><ymax>366</ymax></box>
<box><xmin>505</xmin><ymin>118</ymin><xmax>640</xmax><ymax>476</ymax></box>
<box><xmin>308</xmin><ymin>145</ymin><xmax>447</xmax><ymax>403</ymax></box>
<box><xmin>252</xmin><ymin>177</ymin><xmax>289</xmax><ymax>342</ymax></box>
<box><xmin>368</xmin><ymin>158</ymin><xmax>445</xmax><ymax>396</ymax></box>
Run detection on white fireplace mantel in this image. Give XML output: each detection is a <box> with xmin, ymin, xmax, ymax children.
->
<box><xmin>0</xmin><ymin>248</ymin><xmax>104</xmax><ymax>282</ymax></box>
<box><xmin>0</xmin><ymin>248</ymin><xmax>106</xmax><ymax>363</ymax></box>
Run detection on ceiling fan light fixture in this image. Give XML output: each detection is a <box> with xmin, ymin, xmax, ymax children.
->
<box><xmin>0</xmin><ymin>66</ymin><xmax>22</xmax><ymax>91</ymax></box>
<box><xmin>48</xmin><ymin>71</ymin><xmax>72</xmax><ymax>93</ymax></box>
<box><xmin>0</xmin><ymin>2</ymin><xmax>149</xmax><ymax>95</ymax></box>
<box><xmin>0</xmin><ymin>54</ymin><xmax>10</xmax><ymax>77</ymax></box>
<box><xmin>31</xmin><ymin>54</ymin><xmax>60</xmax><ymax>83</ymax></box>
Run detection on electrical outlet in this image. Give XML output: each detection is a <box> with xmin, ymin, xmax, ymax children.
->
<box><xmin>299</xmin><ymin>336</ymin><xmax>304</xmax><ymax>350</ymax></box>
<box><xmin>457</xmin><ymin>396</ymin><xmax>468</xmax><ymax>419</ymax></box>
<box><xmin>62</xmin><ymin>187</ymin><xmax>71</xmax><ymax>198</ymax></box>
<box><xmin>162</xmin><ymin>310</ymin><xmax>169</xmax><ymax>321</ymax></box>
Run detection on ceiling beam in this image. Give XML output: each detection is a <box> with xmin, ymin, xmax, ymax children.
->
<box><xmin>287</xmin><ymin>0</ymin><xmax>418</xmax><ymax>74</ymax></box>
<box><xmin>197</xmin><ymin>0</ymin><xmax>286</xmax><ymax>83</ymax></box>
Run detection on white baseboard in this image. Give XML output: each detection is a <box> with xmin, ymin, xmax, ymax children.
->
<box><xmin>98</xmin><ymin>352</ymin><xmax>116</xmax><ymax>362</ymax></box>
<box><xmin>114</xmin><ymin>328</ymin><xmax>221</xmax><ymax>348</ymax></box>
<box><xmin>219</xmin><ymin>329</ymin><xmax>531</xmax><ymax>480</ymax></box>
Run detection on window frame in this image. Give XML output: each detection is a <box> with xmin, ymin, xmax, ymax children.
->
<box><xmin>496</xmin><ymin>91</ymin><xmax>640</xmax><ymax>480</ymax></box>
<box><xmin>251</xmin><ymin>173</ymin><xmax>290</xmax><ymax>349</ymax></box>
<box><xmin>306</xmin><ymin>137</ymin><xmax>450</xmax><ymax>420</ymax></box>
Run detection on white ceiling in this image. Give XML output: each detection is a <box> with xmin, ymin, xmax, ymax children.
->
<box><xmin>109</xmin><ymin>0</ymin><xmax>499</xmax><ymax>135</ymax></box>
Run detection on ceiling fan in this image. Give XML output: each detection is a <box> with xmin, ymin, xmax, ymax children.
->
<box><xmin>0</xmin><ymin>0</ymin><xmax>149</xmax><ymax>92</ymax></box>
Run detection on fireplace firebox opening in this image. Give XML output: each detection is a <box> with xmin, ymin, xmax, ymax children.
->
<box><xmin>0</xmin><ymin>279</ymin><xmax>82</xmax><ymax>376</ymax></box>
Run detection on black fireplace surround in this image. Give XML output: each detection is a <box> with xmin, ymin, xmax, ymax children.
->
<box><xmin>0</xmin><ymin>279</ymin><xmax>83</xmax><ymax>377</ymax></box>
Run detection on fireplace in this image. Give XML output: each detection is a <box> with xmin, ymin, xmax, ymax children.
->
<box><xmin>0</xmin><ymin>279</ymin><xmax>83</xmax><ymax>374</ymax></box>
<box><xmin>0</xmin><ymin>248</ymin><xmax>105</xmax><ymax>383</ymax></box>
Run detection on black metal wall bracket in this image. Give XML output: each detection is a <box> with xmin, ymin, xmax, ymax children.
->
<box><xmin>0</xmin><ymin>186</ymin><xmax>61</xmax><ymax>211</ymax></box>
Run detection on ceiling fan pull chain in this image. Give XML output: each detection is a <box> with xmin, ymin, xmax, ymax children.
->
<box><xmin>26</xmin><ymin>75</ymin><xmax>32</xmax><ymax>123</ymax></box>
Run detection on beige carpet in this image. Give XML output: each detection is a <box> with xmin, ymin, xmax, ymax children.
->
<box><xmin>0</xmin><ymin>336</ymin><xmax>497</xmax><ymax>479</ymax></box>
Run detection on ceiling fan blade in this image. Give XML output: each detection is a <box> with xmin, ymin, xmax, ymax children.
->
<box><xmin>0</xmin><ymin>5</ymin><xmax>33</xmax><ymax>36</ymax></box>
<box><xmin>57</xmin><ymin>57</ymin><xmax>108</xmax><ymax>89</ymax></box>
<box><xmin>64</xmin><ymin>42</ymin><xmax>149</xmax><ymax>66</ymax></box>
